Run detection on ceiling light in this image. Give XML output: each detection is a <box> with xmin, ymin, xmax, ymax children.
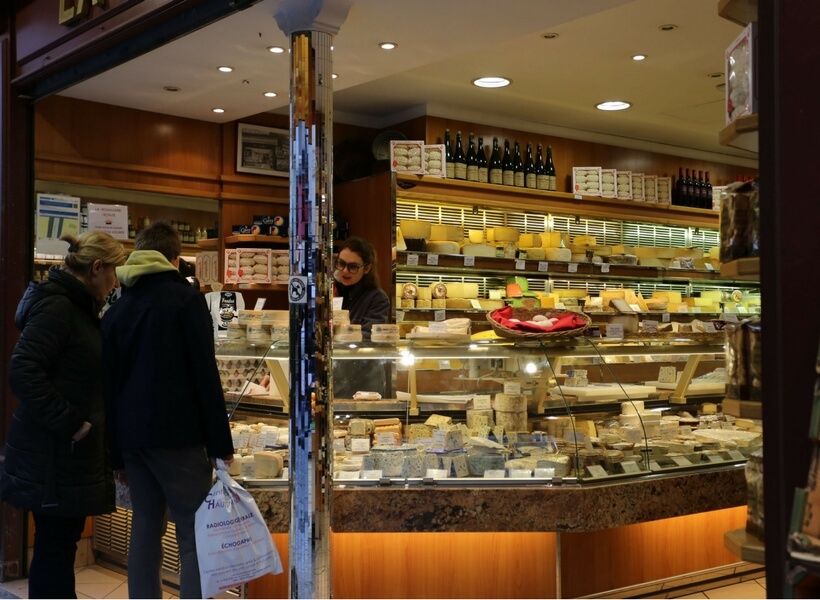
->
<box><xmin>707</xmin><ymin>72</ymin><xmax>724</xmax><ymax>78</ymax></box>
<box><xmin>163</xmin><ymin>86</ymin><xmax>180</xmax><ymax>92</ymax></box>
<box><xmin>212</xmin><ymin>108</ymin><xmax>225</xmax><ymax>113</ymax></box>
<box><xmin>264</xmin><ymin>92</ymin><xmax>277</xmax><ymax>98</ymax></box>
<box><xmin>632</xmin><ymin>54</ymin><xmax>647</xmax><ymax>61</ymax></box>
<box><xmin>542</xmin><ymin>32</ymin><xmax>559</xmax><ymax>39</ymax></box>
<box><xmin>659</xmin><ymin>24</ymin><xmax>678</xmax><ymax>31</ymax></box>
<box><xmin>472</xmin><ymin>77</ymin><xmax>511</xmax><ymax>88</ymax></box>
<box><xmin>379</xmin><ymin>42</ymin><xmax>397</xmax><ymax>50</ymax></box>
<box><xmin>217</xmin><ymin>66</ymin><xmax>234</xmax><ymax>73</ymax></box>
<box><xmin>332</xmin><ymin>73</ymin><xmax>338</xmax><ymax>79</ymax></box>
<box><xmin>596</xmin><ymin>101</ymin><xmax>631</xmax><ymax>111</ymax></box>
<box><xmin>267</xmin><ymin>46</ymin><xmax>285</xmax><ymax>54</ymax></box>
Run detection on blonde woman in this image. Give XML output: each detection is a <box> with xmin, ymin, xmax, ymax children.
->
<box><xmin>1</xmin><ymin>230</ymin><xmax>126</xmax><ymax>599</ymax></box>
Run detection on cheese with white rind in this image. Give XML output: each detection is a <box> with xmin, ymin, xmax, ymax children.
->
<box><xmin>522</xmin><ymin>247</ymin><xmax>546</xmax><ymax>260</ymax></box>
<box><xmin>462</xmin><ymin>243</ymin><xmax>496</xmax><ymax>257</ymax></box>
<box><xmin>545</xmin><ymin>247</ymin><xmax>572</xmax><ymax>261</ymax></box>
<box><xmin>399</xmin><ymin>219</ymin><xmax>431</xmax><ymax>239</ymax></box>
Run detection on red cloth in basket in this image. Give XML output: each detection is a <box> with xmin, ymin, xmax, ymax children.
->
<box><xmin>490</xmin><ymin>306</ymin><xmax>587</xmax><ymax>333</ymax></box>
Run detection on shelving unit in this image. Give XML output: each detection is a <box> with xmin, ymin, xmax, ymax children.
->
<box><xmin>719</xmin><ymin>114</ymin><xmax>759</xmax><ymax>154</ymax></box>
<box><xmin>718</xmin><ymin>0</ymin><xmax>759</xmax><ymax>26</ymax></box>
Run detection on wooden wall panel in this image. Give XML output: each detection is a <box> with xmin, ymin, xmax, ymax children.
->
<box><xmin>244</xmin><ymin>533</ymin><xmax>289</xmax><ymax>599</ymax></box>
<box><xmin>330</xmin><ymin>530</ymin><xmax>556</xmax><ymax>599</ymax></box>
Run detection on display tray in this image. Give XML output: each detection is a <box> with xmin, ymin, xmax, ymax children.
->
<box><xmin>645</xmin><ymin>380</ymin><xmax>727</xmax><ymax>394</ymax></box>
<box><xmin>548</xmin><ymin>383</ymin><xmax>658</xmax><ymax>402</ymax></box>
<box><xmin>396</xmin><ymin>391</ymin><xmax>474</xmax><ymax>404</ymax></box>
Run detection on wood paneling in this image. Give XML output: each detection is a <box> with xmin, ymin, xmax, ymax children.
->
<box><xmin>244</xmin><ymin>533</ymin><xmax>289</xmax><ymax>599</ymax></box>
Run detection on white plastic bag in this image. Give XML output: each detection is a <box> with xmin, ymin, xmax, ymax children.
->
<box><xmin>196</xmin><ymin>460</ymin><xmax>283</xmax><ymax>597</ymax></box>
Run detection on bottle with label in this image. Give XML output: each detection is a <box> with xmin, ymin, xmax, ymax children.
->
<box><xmin>513</xmin><ymin>141</ymin><xmax>525</xmax><ymax>187</ymax></box>
<box><xmin>524</xmin><ymin>142</ymin><xmax>537</xmax><ymax>189</ymax></box>
<box><xmin>444</xmin><ymin>129</ymin><xmax>455</xmax><ymax>179</ymax></box>
<box><xmin>535</xmin><ymin>144</ymin><xmax>548</xmax><ymax>190</ymax></box>
<box><xmin>704</xmin><ymin>171</ymin><xmax>713</xmax><ymax>210</ymax></box>
<box><xmin>674</xmin><ymin>167</ymin><xmax>684</xmax><ymax>206</ymax></box>
<box><xmin>501</xmin><ymin>139</ymin><xmax>514</xmax><ymax>186</ymax></box>
<box><xmin>489</xmin><ymin>137</ymin><xmax>503</xmax><ymax>185</ymax></box>
<box><xmin>545</xmin><ymin>145</ymin><xmax>557</xmax><ymax>191</ymax></box>
<box><xmin>466</xmin><ymin>132</ymin><xmax>478</xmax><ymax>182</ymax></box>
<box><xmin>683</xmin><ymin>168</ymin><xmax>692</xmax><ymax>206</ymax></box>
<box><xmin>477</xmin><ymin>136</ymin><xmax>488</xmax><ymax>184</ymax></box>
<box><xmin>453</xmin><ymin>131</ymin><xmax>467</xmax><ymax>180</ymax></box>
<box><xmin>697</xmin><ymin>170</ymin><xmax>706</xmax><ymax>208</ymax></box>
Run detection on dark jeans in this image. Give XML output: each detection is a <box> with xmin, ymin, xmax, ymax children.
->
<box><xmin>29</xmin><ymin>512</ymin><xmax>86</xmax><ymax>599</ymax></box>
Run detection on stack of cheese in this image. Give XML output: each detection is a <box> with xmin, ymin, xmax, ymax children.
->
<box><xmin>517</xmin><ymin>232</ymin><xmax>572</xmax><ymax>262</ymax></box>
<box><xmin>493</xmin><ymin>393</ymin><xmax>528</xmax><ymax>433</ymax></box>
<box><xmin>567</xmin><ymin>235</ymin><xmax>605</xmax><ymax>263</ymax></box>
<box><xmin>333</xmin><ymin>309</ymin><xmax>362</xmax><ymax>342</ymax></box>
<box><xmin>410</xmin><ymin>317</ymin><xmax>471</xmax><ymax>337</ymax></box>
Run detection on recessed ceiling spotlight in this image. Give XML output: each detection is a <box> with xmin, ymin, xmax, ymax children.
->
<box><xmin>264</xmin><ymin>92</ymin><xmax>277</xmax><ymax>98</ymax></box>
<box><xmin>596</xmin><ymin>101</ymin><xmax>631</xmax><ymax>111</ymax></box>
<box><xmin>163</xmin><ymin>86</ymin><xmax>180</xmax><ymax>92</ymax></box>
<box><xmin>217</xmin><ymin>66</ymin><xmax>234</xmax><ymax>73</ymax></box>
<box><xmin>472</xmin><ymin>76</ymin><xmax>511</xmax><ymax>88</ymax></box>
<box><xmin>267</xmin><ymin>46</ymin><xmax>285</xmax><ymax>54</ymax></box>
<box><xmin>212</xmin><ymin>108</ymin><xmax>225</xmax><ymax>113</ymax></box>
<box><xmin>332</xmin><ymin>73</ymin><xmax>338</xmax><ymax>79</ymax></box>
<box><xmin>379</xmin><ymin>42</ymin><xmax>397</xmax><ymax>50</ymax></box>
<box><xmin>542</xmin><ymin>32</ymin><xmax>559</xmax><ymax>39</ymax></box>
<box><xmin>707</xmin><ymin>72</ymin><xmax>724</xmax><ymax>78</ymax></box>
<box><xmin>632</xmin><ymin>54</ymin><xmax>647</xmax><ymax>61</ymax></box>
<box><xmin>659</xmin><ymin>24</ymin><xmax>678</xmax><ymax>31</ymax></box>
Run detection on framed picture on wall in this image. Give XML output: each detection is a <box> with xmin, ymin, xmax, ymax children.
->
<box><xmin>236</xmin><ymin>123</ymin><xmax>290</xmax><ymax>176</ymax></box>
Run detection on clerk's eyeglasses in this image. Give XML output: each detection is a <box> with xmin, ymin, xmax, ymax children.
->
<box><xmin>334</xmin><ymin>258</ymin><xmax>367</xmax><ymax>274</ymax></box>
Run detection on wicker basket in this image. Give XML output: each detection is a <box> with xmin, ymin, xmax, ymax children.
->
<box><xmin>486</xmin><ymin>307</ymin><xmax>592</xmax><ymax>340</ymax></box>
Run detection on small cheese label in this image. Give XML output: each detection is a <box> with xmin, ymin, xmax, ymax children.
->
<box><xmin>515</xmin><ymin>259</ymin><xmax>526</xmax><ymax>270</ymax></box>
<box><xmin>483</xmin><ymin>470</ymin><xmax>506</xmax><ymax>479</ymax></box>
<box><xmin>396</xmin><ymin>310</ymin><xmax>405</xmax><ymax>322</ymax></box>
<box><xmin>504</xmin><ymin>382</ymin><xmax>522</xmax><ymax>394</ymax></box>
<box><xmin>463</xmin><ymin>255</ymin><xmax>475</xmax><ymax>267</ymax></box>
<box><xmin>535</xmin><ymin>467</ymin><xmax>556</xmax><ymax>478</ymax></box>
<box><xmin>426</xmin><ymin>254</ymin><xmax>439</xmax><ymax>266</ymax></box>
<box><xmin>361</xmin><ymin>470</ymin><xmax>383</xmax><ymax>480</ymax></box>
<box><xmin>662</xmin><ymin>313</ymin><xmax>671</xmax><ymax>322</ymax></box>
<box><xmin>600</xmin><ymin>263</ymin><xmax>610</xmax><ymax>273</ymax></box>
<box><xmin>350</xmin><ymin>438</ymin><xmax>370</xmax><ymax>452</ymax></box>
<box><xmin>621</xmin><ymin>461</ymin><xmax>641</xmax><ymax>473</ymax></box>
<box><xmin>332</xmin><ymin>297</ymin><xmax>344</xmax><ymax>310</ymax></box>
<box><xmin>704</xmin><ymin>262</ymin><xmax>716</xmax><ymax>271</ymax></box>
<box><xmin>706</xmin><ymin>453</ymin><xmax>724</xmax><ymax>463</ymax></box>
<box><xmin>438</xmin><ymin>360</ymin><xmax>451</xmax><ymax>370</ymax></box>
<box><xmin>406</xmin><ymin>254</ymin><xmax>419</xmax><ymax>266</ymax></box>
<box><xmin>606</xmin><ymin>323</ymin><xmax>625</xmax><ymax>338</ymax></box>
<box><xmin>470</xmin><ymin>299</ymin><xmax>482</xmax><ymax>309</ymax></box>
<box><xmin>737</xmin><ymin>306</ymin><xmax>749</xmax><ymax>313</ymax></box>
<box><xmin>433</xmin><ymin>310</ymin><xmax>446</xmax><ymax>322</ymax></box>
<box><xmin>649</xmin><ymin>460</ymin><xmax>663</xmax><ymax>471</ymax></box>
<box><xmin>538</xmin><ymin>261</ymin><xmax>549</xmax><ymax>272</ymax></box>
<box><xmin>586</xmin><ymin>465</ymin><xmax>608</xmax><ymax>478</ymax></box>
<box><xmin>426</xmin><ymin>469</ymin><xmax>448</xmax><ymax>479</ymax></box>
<box><xmin>337</xmin><ymin>471</ymin><xmax>359</xmax><ymax>480</ymax></box>
<box><xmin>432</xmin><ymin>430</ymin><xmax>447</xmax><ymax>447</ymax></box>
<box><xmin>642</xmin><ymin>319</ymin><xmax>659</xmax><ymax>333</ymax></box>
<box><xmin>473</xmin><ymin>395</ymin><xmax>492</xmax><ymax>410</ymax></box>
<box><xmin>430</xmin><ymin>321</ymin><xmax>447</xmax><ymax>332</ymax></box>
<box><xmin>574</xmin><ymin>194</ymin><xmax>583</xmax><ymax>200</ymax></box>
<box><xmin>254</xmin><ymin>298</ymin><xmax>267</xmax><ymax>310</ymax></box>
<box><xmin>691</xmin><ymin>307</ymin><xmax>702</xmax><ymax>313</ymax></box>
<box><xmin>375</xmin><ymin>433</ymin><xmax>396</xmax><ymax>445</ymax></box>
<box><xmin>332</xmin><ymin>438</ymin><xmax>346</xmax><ymax>451</ymax></box>
<box><xmin>671</xmin><ymin>456</ymin><xmax>693</xmax><ymax>467</ymax></box>
<box><xmin>568</xmin><ymin>263</ymin><xmax>578</xmax><ymax>273</ymax></box>
<box><xmin>625</xmin><ymin>429</ymin><xmax>642</xmax><ymax>444</ymax></box>
<box><xmin>509</xmin><ymin>469</ymin><xmax>532</xmax><ymax>478</ymax></box>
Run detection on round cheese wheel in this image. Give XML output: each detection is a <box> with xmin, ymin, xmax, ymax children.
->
<box><xmin>402</xmin><ymin>283</ymin><xmax>418</xmax><ymax>299</ymax></box>
<box><xmin>430</xmin><ymin>283</ymin><xmax>447</xmax><ymax>299</ymax></box>
<box><xmin>492</xmin><ymin>227</ymin><xmax>520</xmax><ymax>242</ymax></box>
<box><xmin>399</xmin><ymin>220</ymin><xmax>431</xmax><ymax>239</ymax></box>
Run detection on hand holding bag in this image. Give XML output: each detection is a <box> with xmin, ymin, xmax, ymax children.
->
<box><xmin>196</xmin><ymin>459</ymin><xmax>283</xmax><ymax>597</ymax></box>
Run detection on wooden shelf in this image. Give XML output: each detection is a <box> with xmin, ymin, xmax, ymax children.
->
<box><xmin>197</xmin><ymin>238</ymin><xmax>219</xmax><ymax>249</ymax></box>
<box><xmin>720</xmin><ymin>257</ymin><xmax>760</xmax><ymax>281</ymax></box>
<box><xmin>718</xmin><ymin>0</ymin><xmax>758</xmax><ymax>26</ymax></box>
<box><xmin>225</xmin><ymin>234</ymin><xmax>288</xmax><ymax>245</ymax></box>
<box><xmin>719</xmin><ymin>114</ymin><xmax>759</xmax><ymax>153</ymax></box>
<box><xmin>722</xmin><ymin>398</ymin><xmax>762</xmax><ymax>420</ymax></box>
<box><xmin>724</xmin><ymin>527</ymin><xmax>765</xmax><ymax>564</ymax></box>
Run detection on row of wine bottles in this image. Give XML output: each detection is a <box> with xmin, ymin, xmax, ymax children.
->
<box><xmin>443</xmin><ymin>129</ymin><xmax>557</xmax><ymax>191</ymax></box>
<box><xmin>673</xmin><ymin>168</ymin><xmax>713</xmax><ymax>209</ymax></box>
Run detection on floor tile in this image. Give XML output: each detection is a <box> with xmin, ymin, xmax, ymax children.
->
<box><xmin>671</xmin><ymin>593</ymin><xmax>708</xmax><ymax>599</ymax></box>
<box><xmin>105</xmin><ymin>582</ymin><xmax>129</xmax><ymax>598</ymax></box>
<box><xmin>704</xmin><ymin>580</ymin><xmax>767</xmax><ymax>599</ymax></box>
<box><xmin>75</xmin><ymin>566</ymin><xmax>127</xmax><ymax>585</ymax></box>
<box><xmin>74</xmin><ymin>582</ymin><xmax>125</xmax><ymax>598</ymax></box>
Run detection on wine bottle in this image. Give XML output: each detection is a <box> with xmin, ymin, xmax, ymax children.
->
<box><xmin>524</xmin><ymin>142</ymin><xmax>537</xmax><ymax>189</ymax></box>
<box><xmin>513</xmin><ymin>141</ymin><xmax>525</xmax><ymax>187</ymax></box>
<box><xmin>545</xmin><ymin>145</ymin><xmax>557</xmax><ymax>191</ymax></box>
<box><xmin>489</xmin><ymin>138</ymin><xmax>503</xmax><ymax>185</ymax></box>
<box><xmin>535</xmin><ymin>144</ymin><xmax>548</xmax><ymax>190</ymax></box>
<box><xmin>477</xmin><ymin>136</ymin><xmax>489</xmax><ymax>184</ymax></box>
<box><xmin>501</xmin><ymin>139</ymin><xmax>514</xmax><ymax>186</ymax></box>
<box><xmin>453</xmin><ymin>131</ymin><xmax>467</xmax><ymax>180</ymax></box>
<box><xmin>697</xmin><ymin>170</ymin><xmax>706</xmax><ymax>208</ymax></box>
<box><xmin>444</xmin><ymin>129</ymin><xmax>454</xmax><ymax>179</ymax></box>
<box><xmin>674</xmin><ymin>167</ymin><xmax>684</xmax><ymax>206</ymax></box>
<box><xmin>466</xmin><ymin>132</ymin><xmax>478</xmax><ymax>182</ymax></box>
<box><xmin>683</xmin><ymin>168</ymin><xmax>692</xmax><ymax>207</ymax></box>
<box><xmin>704</xmin><ymin>171</ymin><xmax>713</xmax><ymax>210</ymax></box>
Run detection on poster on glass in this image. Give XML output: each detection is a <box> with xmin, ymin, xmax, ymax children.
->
<box><xmin>237</xmin><ymin>123</ymin><xmax>289</xmax><ymax>176</ymax></box>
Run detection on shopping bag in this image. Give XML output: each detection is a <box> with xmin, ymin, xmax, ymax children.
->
<box><xmin>196</xmin><ymin>460</ymin><xmax>283</xmax><ymax>597</ymax></box>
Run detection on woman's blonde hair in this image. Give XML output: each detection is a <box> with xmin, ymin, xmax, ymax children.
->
<box><xmin>60</xmin><ymin>230</ymin><xmax>127</xmax><ymax>274</ymax></box>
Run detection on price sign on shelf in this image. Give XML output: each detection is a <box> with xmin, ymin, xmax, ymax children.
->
<box><xmin>463</xmin><ymin>255</ymin><xmax>475</xmax><ymax>267</ymax></box>
<box><xmin>406</xmin><ymin>254</ymin><xmax>419</xmax><ymax>266</ymax></box>
<box><xmin>427</xmin><ymin>254</ymin><xmax>439</xmax><ymax>265</ymax></box>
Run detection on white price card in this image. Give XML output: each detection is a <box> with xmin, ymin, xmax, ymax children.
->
<box><xmin>515</xmin><ymin>259</ymin><xmax>526</xmax><ymax>270</ymax></box>
<box><xmin>361</xmin><ymin>470</ymin><xmax>383</xmax><ymax>480</ymax></box>
<box><xmin>671</xmin><ymin>456</ymin><xmax>693</xmax><ymax>467</ymax></box>
<box><xmin>600</xmin><ymin>263</ymin><xmax>610</xmax><ymax>273</ymax></box>
<box><xmin>606</xmin><ymin>323</ymin><xmax>624</xmax><ymax>339</ymax></box>
<box><xmin>332</xmin><ymin>296</ymin><xmax>344</xmax><ymax>310</ymax></box>
<box><xmin>728</xmin><ymin>450</ymin><xmax>746</xmax><ymax>461</ymax></box>
<box><xmin>737</xmin><ymin>306</ymin><xmax>749</xmax><ymax>313</ymax></box>
<box><xmin>463</xmin><ymin>255</ymin><xmax>475</xmax><ymax>267</ymax></box>
<box><xmin>376</xmin><ymin>433</ymin><xmax>396</xmax><ymax>445</ymax></box>
<box><xmin>484</xmin><ymin>470</ymin><xmax>507</xmax><ymax>479</ymax></box>
<box><xmin>585</xmin><ymin>465</ymin><xmax>608</xmax><ymax>478</ymax></box>
<box><xmin>538</xmin><ymin>261</ymin><xmax>549</xmax><ymax>272</ymax></box>
<box><xmin>472</xmin><ymin>395</ymin><xmax>492</xmax><ymax>410</ymax></box>
<box><xmin>568</xmin><ymin>263</ymin><xmax>578</xmax><ymax>273</ymax></box>
<box><xmin>350</xmin><ymin>438</ymin><xmax>370</xmax><ymax>452</ymax></box>
<box><xmin>333</xmin><ymin>438</ymin><xmax>346</xmax><ymax>451</ymax></box>
<box><xmin>704</xmin><ymin>263</ymin><xmax>716</xmax><ymax>271</ymax></box>
<box><xmin>625</xmin><ymin>429</ymin><xmax>643</xmax><ymax>444</ymax></box>
<box><xmin>706</xmin><ymin>453</ymin><xmax>724</xmax><ymax>463</ymax></box>
<box><xmin>642</xmin><ymin>319</ymin><xmax>659</xmax><ymax>333</ymax></box>
<box><xmin>426</xmin><ymin>469</ymin><xmax>448</xmax><ymax>479</ymax></box>
<box><xmin>427</xmin><ymin>253</ymin><xmax>439</xmax><ymax>265</ymax></box>
<box><xmin>621</xmin><ymin>461</ymin><xmax>641</xmax><ymax>474</ymax></box>
<box><xmin>509</xmin><ymin>469</ymin><xmax>533</xmax><ymax>478</ymax></box>
<box><xmin>406</xmin><ymin>254</ymin><xmax>419</xmax><ymax>266</ymax></box>
<box><xmin>691</xmin><ymin>307</ymin><xmax>702</xmax><ymax>313</ymax></box>
<box><xmin>432</xmin><ymin>429</ymin><xmax>447</xmax><ymax>446</ymax></box>
<box><xmin>254</xmin><ymin>298</ymin><xmax>267</xmax><ymax>310</ymax></box>
<box><xmin>470</xmin><ymin>299</ymin><xmax>482</xmax><ymax>309</ymax></box>
<box><xmin>438</xmin><ymin>360</ymin><xmax>451</xmax><ymax>370</ymax></box>
<box><xmin>337</xmin><ymin>470</ymin><xmax>360</xmax><ymax>480</ymax></box>
<box><xmin>662</xmin><ymin>312</ymin><xmax>671</xmax><ymax>322</ymax></box>
<box><xmin>503</xmin><ymin>382</ymin><xmax>522</xmax><ymax>395</ymax></box>
<box><xmin>535</xmin><ymin>468</ymin><xmax>556</xmax><ymax>479</ymax></box>
<box><xmin>649</xmin><ymin>460</ymin><xmax>663</xmax><ymax>472</ymax></box>
<box><xmin>574</xmin><ymin>194</ymin><xmax>583</xmax><ymax>200</ymax></box>
<box><xmin>433</xmin><ymin>310</ymin><xmax>446</xmax><ymax>322</ymax></box>
<box><xmin>396</xmin><ymin>310</ymin><xmax>405</xmax><ymax>322</ymax></box>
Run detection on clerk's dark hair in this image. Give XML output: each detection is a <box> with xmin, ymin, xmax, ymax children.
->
<box><xmin>339</xmin><ymin>236</ymin><xmax>379</xmax><ymax>290</ymax></box>
<box><xmin>135</xmin><ymin>220</ymin><xmax>181</xmax><ymax>261</ymax></box>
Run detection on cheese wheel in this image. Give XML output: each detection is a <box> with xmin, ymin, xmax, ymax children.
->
<box><xmin>545</xmin><ymin>247</ymin><xmax>572</xmax><ymax>261</ymax></box>
<box><xmin>445</xmin><ymin>283</ymin><xmax>479</xmax><ymax>299</ymax></box>
<box><xmin>253</xmin><ymin>452</ymin><xmax>283</xmax><ymax>478</ymax></box>
<box><xmin>429</xmin><ymin>224</ymin><xmax>464</xmax><ymax>242</ymax></box>
<box><xmin>445</xmin><ymin>298</ymin><xmax>472</xmax><ymax>309</ymax></box>
<box><xmin>430</xmin><ymin>283</ymin><xmax>447</xmax><ymax>299</ymax></box>
<box><xmin>401</xmin><ymin>283</ymin><xmax>418</xmax><ymax>299</ymax></box>
<box><xmin>652</xmin><ymin>291</ymin><xmax>682</xmax><ymax>303</ymax></box>
<box><xmin>519</xmin><ymin>233</ymin><xmax>542</xmax><ymax>248</ymax></box>
<box><xmin>399</xmin><ymin>220</ymin><xmax>431</xmax><ymax>239</ymax></box>
<box><xmin>416</xmin><ymin>286</ymin><xmax>432</xmax><ymax>301</ymax></box>
<box><xmin>462</xmin><ymin>243</ymin><xmax>496</xmax><ymax>257</ymax></box>
<box><xmin>573</xmin><ymin>235</ymin><xmax>598</xmax><ymax>246</ymax></box>
<box><xmin>467</xmin><ymin>229</ymin><xmax>486</xmax><ymax>244</ymax></box>
<box><xmin>492</xmin><ymin>227</ymin><xmax>520</xmax><ymax>243</ymax></box>
<box><xmin>522</xmin><ymin>247</ymin><xmax>546</xmax><ymax>260</ymax></box>
<box><xmin>426</xmin><ymin>241</ymin><xmax>460</xmax><ymax>254</ymax></box>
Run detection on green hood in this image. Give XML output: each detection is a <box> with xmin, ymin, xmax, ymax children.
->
<box><xmin>116</xmin><ymin>250</ymin><xmax>178</xmax><ymax>287</ymax></box>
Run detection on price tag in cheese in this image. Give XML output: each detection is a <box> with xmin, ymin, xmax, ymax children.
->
<box><xmin>396</xmin><ymin>310</ymin><xmax>405</xmax><ymax>322</ymax></box>
<box><xmin>605</xmin><ymin>323</ymin><xmax>624</xmax><ymax>339</ymax></box>
<box><xmin>704</xmin><ymin>263</ymin><xmax>716</xmax><ymax>271</ymax></box>
<box><xmin>433</xmin><ymin>310</ymin><xmax>446</xmax><ymax>322</ymax></box>
<box><xmin>509</xmin><ymin>469</ymin><xmax>532</xmax><ymax>478</ymax></box>
<box><xmin>361</xmin><ymin>470</ymin><xmax>383</xmax><ymax>480</ymax></box>
<box><xmin>472</xmin><ymin>395</ymin><xmax>492</xmax><ymax>410</ymax></box>
<box><xmin>470</xmin><ymin>299</ymin><xmax>482</xmax><ymax>309</ymax></box>
<box><xmin>463</xmin><ymin>255</ymin><xmax>475</xmax><ymax>267</ymax></box>
<box><xmin>678</xmin><ymin>305</ymin><xmax>689</xmax><ymax>313</ymax></box>
<box><xmin>585</xmin><ymin>465</ymin><xmax>608</xmax><ymax>478</ymax></box>
<box><xmin>538</xmin><ymin>261</ymin><xmax>549</xmax><ymax>272</ymax></box>
<box><xmin>662</xmin><ymin>313</ymin><xmax>671</xmax><ymax>322</ymax></box>
<box><xmin>337</xmin><ymin>470</ymin><xmax>359</xmax><ymax>480</ymax></box>
<box><xmin>625</xmin><ymin>429</ymin><xmax>642</xmax><ymax>444</ymax></box>
<box><xmin>426</xmin><ymin>253</ymin><xmax>439</xmax><ymax>266</ymax></box>
<box><xmin>483</xmin><ymin>469</ymin><xmax>506</xmax><ymax>479</ymax></box>
<box><xmin>568</xmin><ymin>263</ymin><xmax>578</xmax><ymax>273</ymax></box>
<box><xmin>254</xmin><ymin>298</ymin><xmax>267</xmax><ymax>310</ymax></box>
<box><xmin>426</xmin><ymin>468</ymin><xmax>448</xmax><ymax>479</ymax></box>
<box><xmin>621</xmin><ymin>461</ymin><xmax>641</xmax><ymax>474</ymax></box>
<box><xmin>406</xmin><ymin>254</ymin><xmax>419</xmax><ymax>266</ymax></box>
<box><xmin>431</xmin><ymin>429</ymin><xmax>447</xmax><ymax>448</ymax></box>
<box><xmin>691</xmin><ymin>307</ymin><xmax>701</xmax><ymax>313</ymax></box>
<box><xmin>430</xmin><ymin>321</ymin><xmax>447</xmax><ymax>333</ymax></box>
<box><xmin>350</xmin><ymin>438</ymin><xmax>370</xmax><ymax>452</ymax></box>
<box><xmin>728</xmin><ymin>450</ymin><xmax>746</xmax><ymax>461</ymax></box>
<box><xmin>515</xmin><ymin>259</ymin><xmax>526</xmax><ymax>270</ymax></box>
<box><xmin>332</xmin><ymin>296</ymin><xmax>344</xmax><ymax>310</ymax></box>
<box><xmin>574</xmin><ymin>194</ymin><xmax>583</xmax><ymax>200</ymax></box>
<box><xmin>600</xmin><ymin>263</ymin><xmax>610</xmax><ymax>273</ymax></box>
<box><xmin>333</xmin><ymin>438</ymin><xmax>346</xmax><ymax>451</ymax></box>
<box><xmin>642</xmin><ymin>319</ymin><xmax>659</xmax><ymax>334</ymax></box>
<box><xmin>503</xmin><ymin>382</ymin><xmax>522</xmax><ymax>395</ymax></box>
<box><xmin>671</xmin><ymin>456</ymin><xmax>693</xmax><ymax>467</ymax></box>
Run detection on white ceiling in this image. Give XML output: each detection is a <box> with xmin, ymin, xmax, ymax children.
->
<box><xmin>58</xmin><ymin>0</ymin><xmax>755</xmax><ymax>165</ymax></box>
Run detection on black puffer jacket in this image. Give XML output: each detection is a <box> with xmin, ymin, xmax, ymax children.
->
<box><xmin>0</xmin><ymin>267</ymin><xmax>115</xmax><ymax>516</ymax></box>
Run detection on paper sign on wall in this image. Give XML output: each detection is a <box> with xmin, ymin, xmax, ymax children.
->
<box><xmin>36</xmin><ymin>193</ymin><xmax>81</xmax><ymax>257</ymax></box>
<box><xmin>87</xmin><ymin>203</ymin><xmax>129</xmax><ymax>240</ymax></box>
